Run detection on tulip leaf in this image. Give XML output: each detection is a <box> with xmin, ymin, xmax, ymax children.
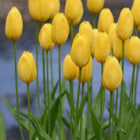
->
<box><xmin>51</xmin><ymin>80</ymin><xmax>59</xmax><ymax>101</ymax></box>
<box><xmin>62</xmin><ymin>117</ymin><xmax>70</xmax><ymax>129</ymax></box>
<box><xmin>0</xmin><ymin>112</ymin><xmax>6</xmax><ymax>140</ymax></box>
<box><xmin>61</xmin><ymin>121</ymin><xmax>67</xmax><ymax>140</ymax></box>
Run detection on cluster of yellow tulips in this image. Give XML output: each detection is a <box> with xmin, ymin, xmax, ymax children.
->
<box><xmin>2</xmin><ymin>0</ymin><xmax>140</xmax><ymax>140</ymax></box>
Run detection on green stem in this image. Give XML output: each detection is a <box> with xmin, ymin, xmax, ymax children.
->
<box><xmin>58</xmin><ymin>45</ymin><xmax>62</xmax><ymax>139</ymax></box>
<box><xmin>36</xmin><ymin>21</ymin><xmax>41</xmax><ymax>115</ymax></box>
<box><xmin>74</xmin><ymin>68</ymin><xmax>82</xmax><ymax>140</ymax></box>
<box><xmin>71</xmin><ymin>22</ymin><xmax>74</xmax><ymax>47</ymax></box>
<box><xmin>93</xmin><ymin>14</ymin><xmax>96</xmax><ymax>28</ymax></box>
<box><xmin>119</xmin><ymin>41</ymin><xmax>124</xmax><ymax>124</ymax></box>
<box><xmin>109</xmin><ymin>92</ymin><xmax>113</xmax><ymax>140</ymax></box>
<box><xmin>69</xmin><ymin>81</ymin><xmax>73</xmax><ymax>140</ymax></box>
<box><xmin>112</xmin><ymin>92</ymin><xmax>114</xmax><ymax>136</ymax></box>
<box><xmin>115</xmin><ymin>88</ymin><xmax>118</xmax><ymax>127</ymax></box>
<box><xmin>87</xmin><ymin>82</ymin><xmax>90</xmax><ymax>139</ymax></box>
<box><xmin>27</xmin><ymin>83</ymin><xmax>31</xmax><ymax>140</ymax></box>
<box><xmin>100</xmin><ymin>63</ymin><xmax>104</xmax><ymax>140</ymax></box>
<box><xmin>80</xmin><ymin>83</ymin><xmax>85</xmax><ymax>140</ymax></box>
<box><xmin>13</xmin><ymin>40</ymin><xmax>24</xmax><ymax>140</ymax></box>
<box><xmin>46</xmin><ymin>51</ymin><xmax>50</xmax><ymax>136</ymax></box>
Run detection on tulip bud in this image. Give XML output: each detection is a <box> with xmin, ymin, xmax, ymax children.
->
<box><xmin>108</xmin><ymin>23</ymin><xmax>117</xmax><ymax>50</ymax></box>
<box><xmin>94</xmin><ymin>32</ymin><xmax>111</xmax><ymax>63</ymax></box>
<box><xmin>71</xmin><ymin>33</ymin><xmax>91</xmax><ymax>68</ymax></box>
<box><xmin>18</xmin><ymin>51</ymin><xmax>37</xmax><ymax>84</ymax></box>
<box><xmin>131</xmin><ymin>0</ymin><xmax>140</xmax><ymax>26</ymax></box>
<box><xmin>102</xmin><ymin>56</ymin><xmax>123</xmax><ymax>92</ymax></box>
<box><xmin>98</xmin><ymin>8</ymin><xmax>114</xmax><ymax>33</ymax></box>
<box><xmin>116</xmin><ymin>8</ymin><xmax>133</xmax><ymax>41</ymax></box>
<box><xmin>87</xmin><ymin>0</ymin><xmax>105</xmax><ymax>14</ymax></box>
<box><xmin>39</xmin><ymin>23</ymin><xmax>55</xmax><ymax>51</ymax></box>
<box><xmin>127</xmin><ymin>36</ymin><xmax>140</xmax><ymax>65</ymax></box>
<box><xmin>51</xmin><ymin>13</ymin><xmax>69</xmax><ymax>46</ymax></box>
<box><xmin>5</xmin><ymin>7</ymin><xmax>23</xmax><ymax>40</ymax></box>
<box><xmin>76</xmin><ymin>56</ymin><xmax>93</xmax><ymax>83</ymax></box>
<box><xmin>49</xmin><ymin>0</ymin><xmax>60</xmax><ymax>19</ymax></box>
<box><xmin>113</xmin><ymin>36</ymin><xmax>129</xmax><ymax>61</ymax></box>
<box><xmin>63</xmin><ymin>54</ymin><xmax>77</xmax><ymax>81</ymax></box>
<box><xmin>65</xmin><ymin>0</ymin><xmax>83</xmax><ymax>26</ymax></box>
<box><xmin>90</xmin><ymin>29</ymin><xmax>99</xmax><ymax>57</ymax></box>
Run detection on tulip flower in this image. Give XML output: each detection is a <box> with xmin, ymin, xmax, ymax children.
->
<box><xmin>39</xmin><ymin>23</ymin><xmax>55</xmax><ymax>51</ymax></box>
<box><xmin>94</xmin><ymin>32</ymin><xmax>111</xmax><ymax>64</ymax></box>
<box><xmin>113</xmin><ymin>36</ymin><xmax>129</xmax><ymax>60</ymax></box>
<box><xmin>71</xmin><ymin>33</ymin><xmax>91</xmax><ymax>68</ymax></box>
<box><xmin>18</xmin><ymin>51</ymin><xmax>37</xmax><ymax>84</ymax></box>
<box><xmin>98</xmin><ymin>8</ymin><xmax>114</xmax><ymax>33</ymax></box>
<box><xmin>131</xmin><ymin>0</ymin><xmax>140</xmax><ymax>26</ymax></box>
<box><xmin>87</xmin><ymin>0</ymin><xmax>105</xmax><ymax>14</ymax></box>
<box><xmin>127</xmin><ymin>36</ymin><xmax>140</xmax><ymax>65</ymax></box>
<box><xmin>5</xmin><ymin>7</ymin><xmax>23</xmax><ymax>40</ymax></box>
<box><xmin>108</xmin><ymin>23</ymin><xmax>117</xmax><ymax>50</ymax></box>
<box><xmin>76</xmin><ymin>56</ymin><xmax>93</xmax><ymax>83</ymax></box>
<box><xmin>49</xmin><ymin>0</ymin><xmax>60</xmax><ymax>19</ymax></box>
<box><xmin>116</xmin><ymin>8</ymin><xmax>133</xmax><ymax>41</ymax></box>
<box><xmin>65</xmin><ymin>0</ymin><xmax>83</xmax><ymax>26</ymax></box>
<box><xmin>63</xmin><ymin>54</ymin><xmax>77</xmax><ymax>81</ymax></box>
<box><xmin>51</xmin><ymin>13</ymin><xmax>69</xmax><ymax>46</ymax></box>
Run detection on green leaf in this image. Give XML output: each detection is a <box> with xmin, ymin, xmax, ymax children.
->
<box><xmin>62</xmin><ymin>117</ymin><xmax>70</xmax><ymax>129</ymax></box>
<box><xmin>61</xmin><ymin>121</ymin><xmax>66</xmax><ymax>140</ymax></box>
<box><xmin>0</xmin><ymin>112</ymin><xmax>6</xmax><ymax>140</ymax></box>
<box><xmin>51</xmin><ymin>80</ymin><xmax>59</xmax><ymax>101</ymax></box>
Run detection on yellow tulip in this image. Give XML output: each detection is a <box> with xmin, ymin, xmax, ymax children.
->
<box><xmin>131</xmin><ymin>0</ymin><xmax>140</xmax><ymax>26</ymax></box>
<box><xmin>87</xmin><ymin>0</ymin><xmax>105</xmax><ymax>14</ymax></box>
<box><xmin>102</xmin><ymin>56</ymin><xmax>123</xmax><ymax>92</ymax></box>
<box><xmin>71</xmin><ymin>33</ymin><xmax>91</xmax><ymax>68</ymax></box>
<box><xmin>5</xmin><ymin>7</ymin><xmax>23</xmax><ymax>40</ymax></box>
<box><xmin>113</xmin><ymin>36</ymin><xmax>129</xmax><ymax>61</ymax></box>
<box><xmin>94</xmin><ymin>32</ymin><xmax>111</xmax><ymax>63</ymax></box>
<box><xmin>138</xmin><ymin>25</ymin><xmax>140</xmax><ymax>31</ymax></box>
<box><xmin>76</xmin><ymin>56</ymin><xmax>93</xmax><ymax>83</ymax></box>
<box><xmin>49</xmin><ymin>0</ymin><xmax>60</xmax><ymax>19</ymax></box>
<box><xmin>116</xmin><ymin>8</ymin><xmax>133</xmax><ymax>41</ymax></box>
<box><xmin>98</xmin><ymin>8</ymin><xmax>114</xmax><ymax>33</ymax></box>
<box><xmin>18</xmin><ymin>51</ymin><xmax>37</xmax><ymax>84</ymax></box>
<box><xmin>65</xmin><ymin>0</ymin><xmax>83</xmax><ymax>26</ymax></box>
<box><xmin>127</xmin><ymin>36</ymin><xmax>140</xmax><ymax>65</ymax></box>
<box><xmin>62</xmin><ymin>54</ymin><xmax>77</xmax><ymax>81</ymax></box>
<box><xmin>39</xmin><ymin>23</ymin><xmax>55</xmax><ymax>51</ymax></box>
<box><xmin>51</xmin><ymin>13</ymin><xmax>70</xmax><ymax>45</ymax></box>
<box><xmin>108</xmin><ymin>23</ymin><xmax>117</xmax><ymax>50</ymax></box>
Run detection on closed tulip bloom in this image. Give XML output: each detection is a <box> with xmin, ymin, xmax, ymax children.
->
<box><xmin>90</xmin><ymin>28</ymin><xmax>99</xmax><ymax>57</ymax></box>
<box><xmin>127</xmin><ymin>36</ymin><xmax>140</xmax><ymax>65</ymax></box>
<box><xmin>49</xmin><ymin>0</ymin><xmax>60</xmax><ymax>19</ymax></box>
<box><xmin>108</xmin><ymin>23</ymin><xmax>117</xmax><ymax>50</ymax></box>
<box><xmin>116</xmin><ymin>8</ymin><xmax>133</xmax><ymax>41</ymax></box>
<box><xmin>113</xmin><ymin>36</ymin><xmax>129</xmax><ymax>60</ymax></box>
<box><xmin>5</xmin><ymin>7</ymin><xmax>23</xmax><ymax>40</ymax></box>
<box><xmin>65</xmin><ymin>0</ymin><xmax>83</xmax><ymax>26</ymax></box>
<box><xmin>102</xmin><ymin>56</ymin><xmax>123</xmax><ymax>92</ymax></box>
<box><xmin>76</xmin><ymin>56</ymin><xmax>93</xmax><ymax>83</ymax></box>
<box><xmin>87</xmin><ymin>0</ymin><xmax>105</xmax><ymax>14</ymax></box>
<box><xmin>63</xmin><ymin>54</ymin><xmax>77</xmax><ymax>81</ymax></box>
<box><xmin>94</xmin><ymin>32</ymin><xmax>111</xmax><ymax>63</ymax></box>
<box><xmin>138</xmin><ymin>25</ymin><xmax>140</xmax><ymax>31</ymax></box>
<box><xmin>71</xmin><ymin>33</ymin><xmax>91</xmax><ymax>68</ymax></box>
<box><xmin>39</xmin><ymin>23</ymin><xmax>55</xmax><ymax>51</ymax></box>
<box><xmin>131</xmin><ymin>0</ymin><xmax>140</xmax><ymax>26</ymax></box>
<box><xmin>51</xmin><ymin>13</ymin><xmax>69</xmax><ymax>45</ymax></box>
<box><xmin>98</xmin><ymin>8</ymin><xmax>114</xmax><ymax>33</ymax></box>
<box><xmin>18</xmin><ymin>51</ymin><xmax>37</xmax><ymax>84</ymax></box>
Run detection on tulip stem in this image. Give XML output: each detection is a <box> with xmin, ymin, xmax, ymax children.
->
<box><xmin>46</xmin><ymin>51</ymin><xmax>50</xmax><ymax>136</ymax></box>
<box><xmin>36</xmin><ymin>21</ymin><xmax>41</xmax><ymax>115</ymax></box>
<box><xmin>87</xmin><ymin>82</ymin><xmax>90</xmax><ymax>139</ymax></box>
<box><xmin>74</xmin><ymin>68</ymin><xmax>82</xmax><ymax>140</ymax></box>
<box><xmin>115</xmin><ymin>88</ymin><xmax>118</xmax><ymax>127</ymax></box>
<box><xmin>13</xmin><ymin>40</ymin><xmax>24</xmax><ymax>140</ymax></box>
<box><xmin>27</xmin><ymin>83</ymin><xmax>31</xmax><ymax>140</ymax></box>
<box><xmin>109</xmin><ymin>92</ymin><xmax>113</xmax><ymax>140</ymax></box>
<box><xmin>58</xmin><ymin>45</ymin><xmax>62</xmax><ymax>139</ymax></box>
<box><xmin>100</xmin><ymin>63</ymin><xmax>104</xmax><ymax>140</ymax></box>
<box><xmin>69</xmin><ymin>81</ymin><xmax>74</xmax><ymax>140</ymax></box>
<box><xmin>93</xmin><ymin>14</ymin><xmax>96</xmax><ymax>28</ymax></box>
<box><xmin>80</xmin><ymin>83</ymin><xmax>85</xmax><ymax>140</ymax></box>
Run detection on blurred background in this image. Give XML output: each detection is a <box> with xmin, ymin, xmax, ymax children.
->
<box><xmin>0</xmin><ymin>0</ymin><xmax>138</xmax><ymax>139</ymax></box>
